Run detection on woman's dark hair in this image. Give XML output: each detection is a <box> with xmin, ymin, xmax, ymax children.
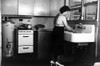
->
<box><xmin>59</xmin><ymin>6</ymin><xmax>71</xmax><ymax>14</ymax></box>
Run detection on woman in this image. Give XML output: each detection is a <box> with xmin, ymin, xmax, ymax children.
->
<box><xmin>51</xmin><ymin>6</ymin><xmax>75</xmax><ymax>62</ymax></box>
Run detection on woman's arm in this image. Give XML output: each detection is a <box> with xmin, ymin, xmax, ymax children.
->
<box><xmin>62</xmin><ymin>16</ymin><xmax>75</xmax><ymax>32</ymax></box>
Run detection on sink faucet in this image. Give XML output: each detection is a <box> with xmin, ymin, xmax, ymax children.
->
<box><xmin>75</xmin><ymin>23</ymin><xmax>85</xmax><ymax>29</ymax></box>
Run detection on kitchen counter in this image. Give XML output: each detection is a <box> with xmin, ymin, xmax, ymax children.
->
<box><xmin>34</xmin><ymin>29</ymin><xmax>53</xmax><ymax>32</ymax></box>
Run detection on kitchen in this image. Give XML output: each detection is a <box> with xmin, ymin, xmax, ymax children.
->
<box><xmin>0</xmin><ymin>0</ymin><xmax>100</xmax><ymax>66</ymax></box>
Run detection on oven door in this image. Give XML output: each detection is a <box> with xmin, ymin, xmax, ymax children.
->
<box><xmin>18</xmin><ymin>35</ymin><xmax>33</xmax><ymax>46</ymax></box>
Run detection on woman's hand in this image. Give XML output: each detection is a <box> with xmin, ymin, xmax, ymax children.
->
<box><xmin>64</xmin><ymin>27</ymin><xmax>77</xmax><ymax>33</ymax></box>
<box><xmin>72</xmin><ymin>30</ymin><xmax>77</xmax><ymax>33</ymax></box>
<box><xmin>69</xmin><ymin>29</ymin><xmax>77</xmax><ymax>33</ymax></box>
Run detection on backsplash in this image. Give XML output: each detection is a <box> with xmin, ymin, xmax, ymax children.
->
<box><xmin>11</xmin><ymin>17</ymin><xmax>54</xmax><ymax>30</ymax></box>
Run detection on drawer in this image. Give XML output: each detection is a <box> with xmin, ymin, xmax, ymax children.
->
<box><xmin>18</xmin><ymin>46</ymin><xmax>33</xmax><ymax>53</ymax></box>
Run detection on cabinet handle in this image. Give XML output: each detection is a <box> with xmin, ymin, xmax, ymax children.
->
<box><xmin>23</xmin><ymin>36</ymin><xmax>29</xmax><ymax>37</ymax></box>
<box><xmin>23</xmin><ymin>47</ymin><xmax>29</xmax><ymax>49</ymax></box>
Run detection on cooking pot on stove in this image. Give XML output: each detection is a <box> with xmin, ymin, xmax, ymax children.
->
<box><xmin>19</xmin><ymin>24</ymin><xmax>32</xmax><ymax>29</ymax></box>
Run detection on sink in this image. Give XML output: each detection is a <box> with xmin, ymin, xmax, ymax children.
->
<box><xmin>64</xmin><ymin>25</ymin><xmax>95</xmax><ymax>43</ymax></box>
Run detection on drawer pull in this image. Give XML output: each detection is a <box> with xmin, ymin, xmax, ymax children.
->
<box><xmin>23</xmin><ymin>36</ymin><xmax>29</xmax><ymax>37</ymax></box>
<box><xmin>23</xmin><ymin>47</ymin><xmax>29</xmax><ymax>49</ymax></box>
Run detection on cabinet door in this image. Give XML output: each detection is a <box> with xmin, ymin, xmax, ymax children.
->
<box><xmin>50</xmin><ymin>0</ymin><xmax>64</xmax><ymax>16</ymax></box>
<box><xmin>85</xmin><ymin>5</ymin><xmax>97</xmax><ymax>20</ymax></box>
<box><xmin>33</xmin><ymin>0</ymin><xmax>50</xmax><ymax>16</ymax></box>
<box><xmin>1</xmin><ymin>0</ymin><xmax>17</xmax><ymax>15</ymax></box>
<box><xmin>19</xmin><ymin>0</ymin><xmax>34</xmax><ymax>15</ymax></box>
<box><xmin>85</xmin><ymin>0</ymin><xmax>97</xmax><ymax>20</ymax></box>
<box><xmin>38</xmin><ymin>31</ymin><xmax>52</xmax><ymax>60</ymax></box>
<box><xmin>69</xmin><ymin>0</ymin><xmax>81</xmax><ymax>20</ymax></box>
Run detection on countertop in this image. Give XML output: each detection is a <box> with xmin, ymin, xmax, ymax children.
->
<box><xmin>35</xmin><ymin>29</ymin><xmax>53</xmax><ymax>32</ymax></box>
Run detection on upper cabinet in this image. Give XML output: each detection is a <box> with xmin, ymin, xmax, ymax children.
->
<box><xmin>19</xmin><ymin>0</ymin><xmax>34</xmax><ymax>15</ymax></box>
<box><xmin>33</xmin><ymin>0</ymin><xmax>50</xmax><ymax>16</ymax></box>
<box><xmin>69</xmin><ymin>0</ymin><xmax>97</xmax><ymax>20</ymax></box>
<box><xmin>1</xmin><ymin>0</ymin><xmax>65</xmax><ymax>16</ymax></box>
<box><xmin>1</xmin><ymin>0</ymin><xmax>35</xmax><ymax>15</ymax></box>
<box><xmin>33</xmin><ymin>0</ymin><xmax>64</xmax><ymax>16</ymax></box>
<box><xmin>69</xmin><ymin>0</ymin><xmax>81</xmax><ymax>20</ymax></box>
<box><xmin>50</xmin><ymin>0</ymin><xmax>64</xmax><ymax>16</ymax></box>
<box><xmin>1</xmin><ymin>0</ymin><xmax>18</xmax><ymax>15</ymax></box>
<box><xmin>84</xmin><ymin>0</ymin><xmax>97</xmax><ymax>20</ymax></box>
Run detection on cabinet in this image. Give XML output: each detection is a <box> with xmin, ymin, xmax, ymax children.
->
<box><xmin>1</xmin><ymin>0</ymin><xmax>34</xmax><ymax>15</ymax></box>
<box><xmin>84</xmin><ymin>1</ymin><xmax>97</xmax><ymax>20</ymax></box>
<box><xmin>69</xmin><ymin>0</ymin><xmax>97</xmax><ymax>20</ymax></box>
<box><xmin>1</xmin><ymin>0</ymin><xmax>50</xmax><ymax>16</ymax></box>
<box><xmin>19</xmin><ymin>0</ymin><xmax>34</xmax><ymax>15</ymax></box>
<box><xmin>33</xmin><ymin>0</ymin><xmax>50</xmax><ymax>16</ymax></box>
<box><xmin>37</xmin><ymin>31</ymin><xmax>52</xmax><ymax>60</ymax></box>
<box><xmin>69</xmin><ymin>0</ymin><xmax>82</xmax><ymax>20</ymax></box>
<box><xmin>1</xmin><ymin>0</ymin><xmax>65</xmax><ymax>16</ymax></box>
<box><xmin>50</xmin><ymin>0</ymin><xmax>64</xmax><ymax>16</ymax></box>
<box><xmin>1</xmin><ymin>0</ymin><xmax>18</xmax><ymax>15</ymax></box>
<box><xmin>33</xmin><ymin>0</ymin><xmax>64</xmax><ymax>16</ymax></box>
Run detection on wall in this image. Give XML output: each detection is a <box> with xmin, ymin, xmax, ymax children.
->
<box><xmin>96</xmin><ymin>0</ymin><xmax>100</xmax><ymax>62</ymax></box>
<box><xmin>11</xmin><ymin>17</ymin><xmax>54</xmax><ymax>30</ymax></box>
<box><xmin>0</xmin><ymin>0</ymin><xmax>2</xmax><ymax>65</ymax></box>
<box><xmin>31</xmin><ymin>17</ymin><xmax>54</xmax><ymax>29</ymax></box>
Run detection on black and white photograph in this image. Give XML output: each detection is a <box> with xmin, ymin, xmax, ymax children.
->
<box><xmin>0</xmin><ymin>0</ymin><xmax>100</xmax><ymax>66</ymax></box>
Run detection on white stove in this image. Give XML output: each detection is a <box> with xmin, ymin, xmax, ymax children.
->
<box><xmin>18</xmin><ymin>30</ymin><xmax>34</xmax><ymax>53</ymax></box>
